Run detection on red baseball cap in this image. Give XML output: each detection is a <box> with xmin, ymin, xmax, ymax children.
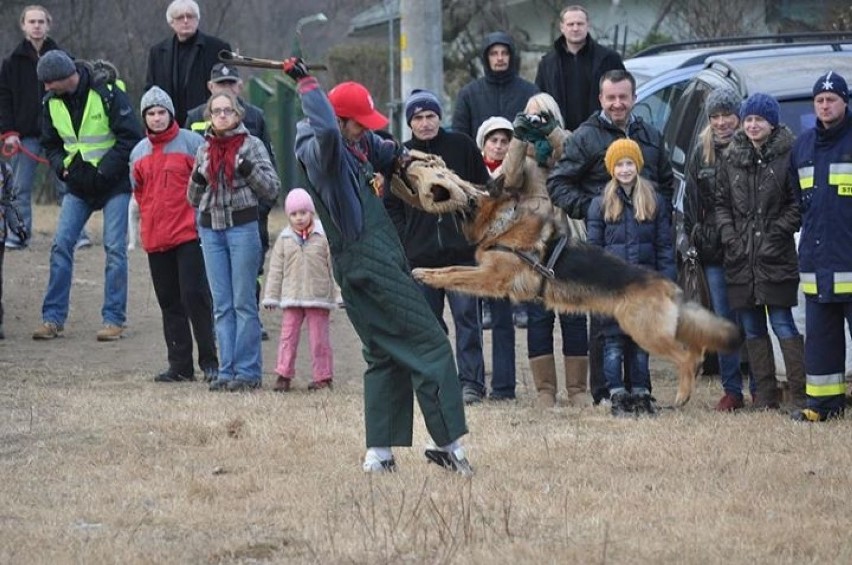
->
<box><xmin>328</xmin><ymin>81</ymin><xmax>388</xmax><ymax>130</ymax></box>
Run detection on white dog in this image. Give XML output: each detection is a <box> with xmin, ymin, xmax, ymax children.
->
<box><xmin>127</xmin><ymin>197</ymin><xmax>141</xmax><ymax>251</ymax></box>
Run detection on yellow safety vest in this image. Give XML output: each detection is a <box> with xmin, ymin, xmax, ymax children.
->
<box><xmin>190</xmin><ymin>120</ymin><xmax>210</xmax><ymax>133</ymax></box>
<box><xmin>48</xmin><ymin>88</ymin><xmax>116</xmax><ymax>169</ymax></box>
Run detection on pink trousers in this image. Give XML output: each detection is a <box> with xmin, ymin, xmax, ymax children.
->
<box><xmin>275</xmin><ymin>307</ymin><xmax>333</xmax><ymax>382</ymax></box>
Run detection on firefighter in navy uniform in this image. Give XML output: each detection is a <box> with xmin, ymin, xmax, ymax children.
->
<box><xmin>789</xmin><ymin>71</ymin><xmax>852</xmax><ymax>421</ymax></box>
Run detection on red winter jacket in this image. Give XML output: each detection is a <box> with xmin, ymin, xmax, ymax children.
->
<box><xmin>130</xmin><ymin>121</ymin><xmax>203</xmax><ymax>253</ymax></box>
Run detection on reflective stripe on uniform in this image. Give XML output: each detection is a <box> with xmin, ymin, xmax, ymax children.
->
<box><xmin>797</xmin><ymin>166</ymin><xmax>814</xmax><ymax>190</ymax></box>
<box><xmin>805</xmin><ymin>372</ymin><xmax>847</xmax><ymax>397</ymax></box>
<box><xmin>49</xmin><ymin>89</ymin><xmax>116</xmax><ymax>169</ymax></box>
<box><xmin>800</xmin><ymin>272</ymin><xmax>816</xmax><ymax>294</ymax></box>
<box><xmin>828</xmin><ymin>162</ymin><xmax>852</xmax><ymax>188</ymax></box>
<box><xmin>799</xmin><ymin>272</ymin><xmax>852</xmax><ymax>295</ymax></box>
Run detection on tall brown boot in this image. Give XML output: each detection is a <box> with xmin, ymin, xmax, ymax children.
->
<box><xmin>779</xmin><ymin>335</ymin><xmax>806</xmax><ymax>410</ymax></box>
<box><xmin>564</xmin><ymin>356</ymin><xmax>592</xmax><ymax>407</ymax></box>
<box><xmin>747</xmin><ymin>336</ymin><xmax>780</xmax><ymax>409</ymax></box>
<box><xmin>529</xmin><ymin>355</ymin><xmax>557</xmax><ymax>408</ymax></box>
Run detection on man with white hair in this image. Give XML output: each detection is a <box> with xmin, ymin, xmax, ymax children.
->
<box><xmin>145</xmin><ymin>0</ymin><xmax>231</xmax><ymax>125</ymax></box>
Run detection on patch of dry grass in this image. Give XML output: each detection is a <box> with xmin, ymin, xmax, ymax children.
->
<box><xmin>2</xmin><ymin>366</ymin><xmax>851</xmax><ymax>564</ymax></box>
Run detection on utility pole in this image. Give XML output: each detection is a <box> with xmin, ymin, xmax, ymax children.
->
<box><xmin>399</xmin><ymin>0</ymin><xmax>443</xmax><ymax>135</ymax></box>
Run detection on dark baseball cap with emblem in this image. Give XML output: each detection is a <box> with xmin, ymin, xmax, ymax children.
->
<box><xmin>210</xmin><ymin>63</ymin><xmax>240</xmax><ymax>83</ymax></box>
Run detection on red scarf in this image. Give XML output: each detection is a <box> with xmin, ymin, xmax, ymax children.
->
<box><xmin>207</xmin><ymin>131</ymin><xmax>246</xmax><ymax>191</ymax></box>
<box><xmin>483</xmin><ymin>156</ymin><xmax>503</xmax><ymax>172</ymax></box>
<box><xmin>147</xmin><ymin>120</ymin><xmax>179</xmax><ymax>145</ymax></box>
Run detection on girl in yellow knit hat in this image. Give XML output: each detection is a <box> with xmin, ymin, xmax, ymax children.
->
<box><xmin>586</xmin><ymin>138</ymin><xmax>677</xmax><ymax>417</ymax></box>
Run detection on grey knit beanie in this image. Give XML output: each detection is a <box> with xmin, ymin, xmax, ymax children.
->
<box><xmin>705</xmin><ymin>87</ymin><xmax>741</xmax><ymax>117</ymax></box>
<box><xmin>37</xmin><ymin>50</ymin><xmax>76</xmax><ymax>83</ymax></box>
<box><xmin>140</xmin><ymin>86</ymin><xmax>176</xmax><ymax>117</ymax></box>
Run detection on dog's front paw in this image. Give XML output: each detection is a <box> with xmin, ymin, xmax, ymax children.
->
<box><xmin>411</xmin><ymin>268</ymin><xmax>427</xmax><ymax>282</ymax></box>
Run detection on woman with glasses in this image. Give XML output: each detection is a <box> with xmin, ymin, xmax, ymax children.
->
<box><xmin>188</xmin><ymin>92</ymin><xmax>280</xmax><ymax>391</ymax></box>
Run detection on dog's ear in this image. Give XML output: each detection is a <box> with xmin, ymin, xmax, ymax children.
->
<box><xmin>485</xmin><ymin>174</ymin><xmax>506</xmax><ymax>197</ymax></box>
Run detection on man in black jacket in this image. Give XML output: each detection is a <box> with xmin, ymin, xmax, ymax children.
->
<box><xmin>534</xmin><ymin>5</ymin><xmax>624</xmax><ymax>132</ymax></box>
<box><xmin>385</xmin><ymin>90</ymin><xmax>490</xmax><ymax>404</ymax></box>
<box><xmin>547</xmin><ymin>69</ymin><xmax>673</xmax><ymax>403</ymax></box>
<box><xmin>452</xmin><ymin>31</ymin><xmax>537</xmax><ymax>139</ymax></box>
<box><xmin>548</xmin><ymin>69</ymin><xmax>673</xmax><ymax>220</ymax></box>
<box><xmin>0</xmin><ymin>5</ymin><xmax>64</xmax><ymax>249</ymax></box>
<box><xmin>145</xmin><ymin>0</ymin><xmax>231</xmax><ymax>126</ymax></box>
<box><xmin>32</xmin><ymin>51</ymin><xmax>142</xmax><ymax>342</ymax></box>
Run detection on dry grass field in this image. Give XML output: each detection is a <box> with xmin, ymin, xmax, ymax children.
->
<box><xmin>1</xmin><ymin>205</ymin><xmax>851</xmax><ymax>564</ymax></box>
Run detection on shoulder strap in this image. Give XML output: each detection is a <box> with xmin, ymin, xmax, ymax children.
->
<box><xmin>91</xmin><ymin>81</ymin><xmax>115</xmax><ymax>115</ymax></box>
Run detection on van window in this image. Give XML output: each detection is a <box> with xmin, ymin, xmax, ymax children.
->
<box><xmin>779</xmin><ymin>99</ymin><xmax>816</xmax><ymax>135</ymax></box>
<box><xmin>633</xmin><ymin>80</ymin><xmax>690</xmax><ymax>133</ymax></box>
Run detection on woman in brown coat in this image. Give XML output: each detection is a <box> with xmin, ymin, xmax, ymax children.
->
<box><xmin>715</xmin><ymin>92</ymin><xmax>804</xmax><ymax>410</ymax></box>
<box><xmin>502</xmin><ymin>92</ymin><xmax>590</xmax><ymax>408</ymax></box>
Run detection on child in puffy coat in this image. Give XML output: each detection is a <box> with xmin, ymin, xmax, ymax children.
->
<box><xmin>587</xmin><ymin>139</ymin><xmax>676</xmax><ymax>417</ymax></box>
<box><xmin>263</xmin><ymin>188</ymin><xmax>339</xmax><ymax>392</ymax></box>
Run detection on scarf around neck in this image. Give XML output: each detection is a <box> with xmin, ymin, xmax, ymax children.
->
<box><xmin>207</xmin><ymin>130</ymin><xmax>246</xmax><ymax>191</ymax></box>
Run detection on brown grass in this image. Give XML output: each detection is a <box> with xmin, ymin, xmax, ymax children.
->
<box><xmin>1</xmin><ymin>205</ymin><xmax>851</xmax><ymax>563</ymax></box>
<box><xmin>2</xmin><ymin>368</ymin><xmax>851</xmax><ymax>564</ymax></box>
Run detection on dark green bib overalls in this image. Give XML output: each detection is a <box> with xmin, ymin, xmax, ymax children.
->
<box><xmin>306</xmin><ymin>162</ymin><xmax>467</xmax><ymax>447</ymax></box>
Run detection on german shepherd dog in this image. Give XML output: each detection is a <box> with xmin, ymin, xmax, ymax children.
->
<box><xmin>410</xmin><ymin>181</ymin><xmax>741</xmax><ymax>407</ymax></box>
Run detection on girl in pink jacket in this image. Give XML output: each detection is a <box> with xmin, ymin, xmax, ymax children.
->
<box><xmin>263</xmin><ymin>188</ymin><xmax>339</xmax><ymax>392</ymax></box>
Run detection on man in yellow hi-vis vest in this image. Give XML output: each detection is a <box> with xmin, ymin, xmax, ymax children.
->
<box><xmin>32</xmin><ymin>50</ymin><xmax>142</xmax><ymax>342</ymax></box>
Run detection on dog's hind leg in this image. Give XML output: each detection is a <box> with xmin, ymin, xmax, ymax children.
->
<box><xmin>673</xmin><ymin>347</ymin><xmax>704</xmax><ymax>407</ymax></box>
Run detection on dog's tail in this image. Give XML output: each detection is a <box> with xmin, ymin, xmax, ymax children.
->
<box><xmin>675</xmin><ymin>301</ymin><xmax>742</xmax><ymax>353</ymax></box>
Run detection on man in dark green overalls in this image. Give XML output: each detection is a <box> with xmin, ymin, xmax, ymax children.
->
<box><xmin>285</xmin><ymin>58</ymin><xmax>472</xmax><ymax>475</ymax></box>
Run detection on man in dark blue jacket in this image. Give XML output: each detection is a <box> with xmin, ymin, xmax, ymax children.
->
<box><xmin>386</xmin><ymin>90</ymin><xmax>490</xmax><ymax>404</ymax></box>
<box><xmin>790</xmin><ymin>71</ymin><xmax>852</xmax><ymax>422</ymax></box>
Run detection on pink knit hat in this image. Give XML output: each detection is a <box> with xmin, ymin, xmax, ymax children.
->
<box><xmin>284</xmin><ymin>188</ymin><xmax>315</xmax><ymax>214</ymax></box>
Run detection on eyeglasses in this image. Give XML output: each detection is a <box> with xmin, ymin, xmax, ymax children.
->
<box><xmin>172</xmin><ymin>13</ymin><xmax>197</xmax><ymax>22</ymax></box>
<box><xmin>210</xmin><ymin>107</ymin><xmax>236</xmax><ymax>117</ymax></box>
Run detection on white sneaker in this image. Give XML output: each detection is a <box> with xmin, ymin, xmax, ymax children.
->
<box><xmin>362</xmin><ymin>451</ymin><xmax>396</xmax><ymax>473</ymax></box>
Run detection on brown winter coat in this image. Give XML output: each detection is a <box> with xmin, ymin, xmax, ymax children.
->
<box><xmin>502</xmin><ymin>127</ymin><xmax>585</xmax><ymax>239</ymax></box>
<box><xmin>715</xmin><ymin>126</ymin><xmax>800</xmax><ymax>309</ymax></box>
<box><xmin>262</xmin><ymin>221</ymin><xmax>340</xmax><ymax>310</ymax></box>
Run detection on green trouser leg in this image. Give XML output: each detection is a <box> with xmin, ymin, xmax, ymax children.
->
<box><xmin>362</xmin><ymin>334</ymin><xmax>466</xmax><ymax>447</ymax></box>
<box><xmin>336</xmin><ymin>247</ymin><xmax>468</xmax><ymax>449</ymax></box>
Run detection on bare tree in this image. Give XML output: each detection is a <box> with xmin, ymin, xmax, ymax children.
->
<box><xmin>667</xmin><ymin>0</ymin><xmax>763</xmax><ymax>39</ymax></box>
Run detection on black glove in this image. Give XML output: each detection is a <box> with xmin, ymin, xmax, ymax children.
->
<box><xmin>67</xmin><ymin>155</ymin><xmax>98</xmax><ymax>194</ymax></box>
<box><xmin>191</xmin><ymin>169</ymin><xmax>207</xmax><ymax>186</ymax></box>
<box><xmin>283</xmin><ymin>57</ymin><xmax>310</xmax><ymax>81</ymax></box>
<box><xmin>512</xmin><ymin>112</ymin><xmax>534</xmax><ymax>141</ymax></box>
<box><xmin>530</xmin><ymin>111</ymin><xmax>557</xmax><ymax>136</ymax></box>
<box><xmin>237</xmin><ymin>157</ymin><xmax>255</xmax><ymax>177</ymax></box>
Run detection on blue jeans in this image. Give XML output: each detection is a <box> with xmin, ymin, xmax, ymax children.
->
<box><xmin>41</xmin><ymin>192</ymin><xmax>128</xmax><ymax>326</ymax></box>
<box><xmin>420</xmin><ymin>283</ymin><xmax>485</xmax><ymax>395</ymax></box>
<box><xmin>704</xmin><ymin>265</ymin><xmax>744</xmax><ymax>396</ymax></box>
<box><xmin>603</xmin><ymin>334</ymin><xmax>651</xmax><ymax>395</ymax></box>
<box><xmin>486</xmin><ymin>298</ymin><xmax>515</xmax><ymax>398</ymax></box>
<box><xmin>738</xmin><ymin>305</ymin><xmax>800</xmax><ymax>340</ymax></box>
<box><xmin>526</xmin><ymin>301</ymin><xmax>588</xmax><ymax>357</ymax></box>
<box><xmin>199</xmin><ymin>222</ymin><xmax>263</xmax><ymax>382</ymax></box>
